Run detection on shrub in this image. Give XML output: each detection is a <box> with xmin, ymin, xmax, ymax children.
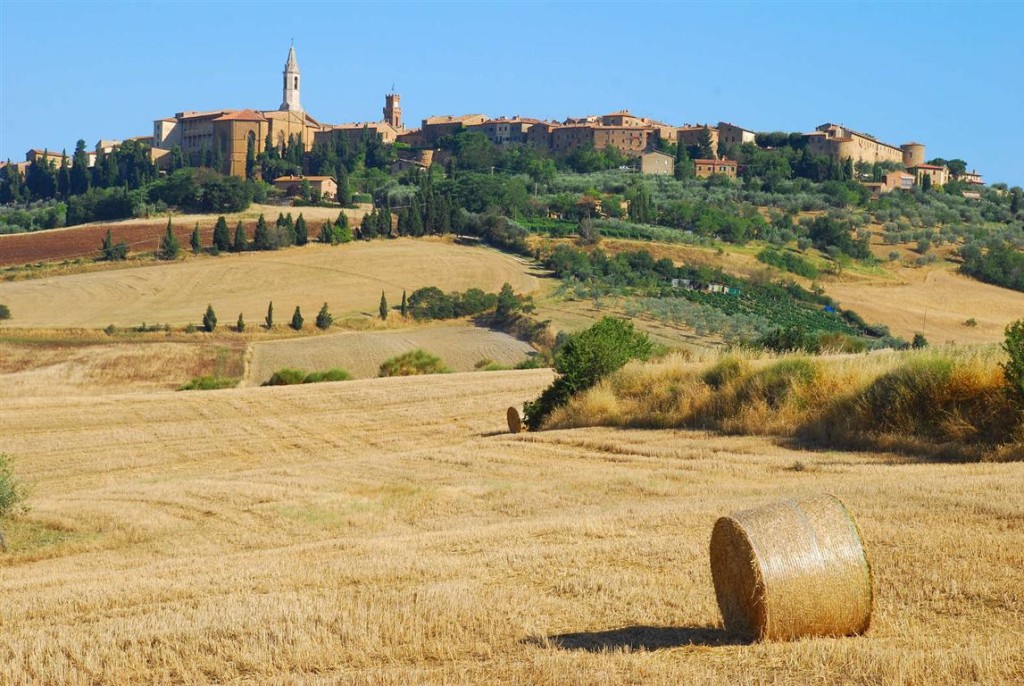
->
<box><xmin>524</xmin><ymin>317</ymin><xmax>652</xmax><ymax>430</ymax></box>
<box><xmin>1001</xmin><ymin>319</ymin><xmax>1024</xmax><ymax>401</ymax></box>
<box><xmin>104</xmin><ymin>323</ymin><xmax>116</xmax><ymax>335</ymax></box>
<box><xmin>263</xmin><ymin>368</ymin><xmax>352</xmax><ymax>386</ymax></box>
<box><xmin>0</xmin><ymin>304</ymin><xmax>10</xmax><ymax>320</ymax></box>
<box><xmin>236</xmin><ymin>313</ymin><xmax>245</xmax><ymax>332</ymax></box>
<box><xmin>315</xmin><ymin>303</ymin><xmax>333</xmax><ymax>330</ymax></box>
<box><xmin>964</xmin><ymin>318</ymin><xmax>978</xmax><ymax>328</ymax></box>
<box><xmin>290</xmin><ymin>306</ymin><xmax>303</xmax><ymax>330</ymax></box>
<box><xmin>179</xmin><ymin>376</ymin><xmax>237</xmax><ymax>391</ymax></box>
<box><xmin>703</xmin><ymin>355</ymin><xmax>746</xmax><ymax>390</ymax></box>
<box><xmin>912</xmin><ymin>333</ymin><xmax>929</xmax><ymax>349</ymax></box>
<box><xmin>264</xmin><ymin>368</ymin><xmax>307</xmax><ymax>386</ymax></box>
<box><xmin>378</xmin><ymin>350</ymin><xmax>452</xmax><ymax>377</ymax></box>
<box><xmin>0</xmin><ymin>454</ymin><xmax>28</xmax><ymax>519</ymax></box>
<box><xmin>202</xmin><ymin>304</ymin><xmax>217</xmax><ymax>332</ymax></box>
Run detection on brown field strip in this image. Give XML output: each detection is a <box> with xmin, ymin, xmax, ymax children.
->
<box><xmin>1</xmin><ymin>370</ymin><xmax>1022</xmax><ymax>684</ymax></box>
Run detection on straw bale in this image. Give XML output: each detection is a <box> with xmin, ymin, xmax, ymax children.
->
<box><xmin>507</xmin><ymin>407</ymin><xmax>523</xmax><ymax>434</ymax></box>
<box><xmin>709</xmin><ymin>494</ymin><xmax>872</xmax><ymax>641</ymax></box>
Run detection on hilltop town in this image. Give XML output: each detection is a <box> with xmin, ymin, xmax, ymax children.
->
<box><xmin>2</xmin><ymin>46</ymin><xmax>985</xmax><ymax>204</ymax></box>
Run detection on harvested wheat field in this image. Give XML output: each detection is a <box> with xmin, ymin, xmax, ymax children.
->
<box><xmin>0</xmin><ymin>238</ymin><xmax>539</xmax><ymax>329</ymax></box>
<box><xmin>0</xmin><ymin>339</ymin><xmax>244</xmax><ymax>398</ymax></box>
<box><xmin>245</xmin><ymin>323</ymin><xmax>537</xmax><ymax>383</ymax></box>
<box><xmin>1</xmin><ymin>369</ymin><xmax>1022</xmax><ymax>684</ymax></box>
<box><xmin>826</xmin><ymin>264</ymin><xmax>1024</xmax><ymax>345</ymax></box>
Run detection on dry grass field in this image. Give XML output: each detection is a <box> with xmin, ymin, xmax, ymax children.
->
<box><xmin>1</xmin><ymin>369</ymin><xmax>1022</xmax><ymax>684</ymax></box>
<box><xmin>245</xmin><ymin>323</ymin><xmax>537</xmax><ymax>383</ymax></box>
<box><xmin>0</xmin><ymin>338</ymin><xmax>245</xmax><ymax>398</ymax></box>
<box><xmin>0</xmin><ymin>239</ymin><xmax>540</xmax><ymax>329</ymax></box>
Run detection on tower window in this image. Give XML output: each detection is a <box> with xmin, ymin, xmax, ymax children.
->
<box><xmin>294</xmin><ymin>76</ymin><xmax>298</xmax><ymax>89</ymax></box>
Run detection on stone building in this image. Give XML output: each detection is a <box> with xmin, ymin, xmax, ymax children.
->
<box><xmin>803</xmin><ymin>123</ymin><xmax>923</xmax><ymax>167</ymax></box>
<box><xmin>272</xmin><ymin>174</ymin><xmax>337</xmax><ymax>200</ymax></box>
<box><xmin>694</xmin><ymin>158</ymin><xmax>738</xmax><ymax>179</ymax></box>
<box><xmin>640</xmin><ymin>150</ymin><xmax>674</xmax><ymax>175</ymax></box>
<box><xmin>467</xmin><ymin>117</ymin><xmax>540</xmax><ymax>145</ymax></box>
<box><xmin>909</xmin><ymin>163</ymin><xmax>949</xmax><ymax>187</ymax></box>
<box><xmin>717</xmin><ymin>122</ymin><xmax>756</xmax><ymax>146</ymax></box>
<box><xmin>678</xmin><ymin>125</ymin><xmax>719</xmax><ymax>158</ymax></box>
<box><xmin>152</xmin><ymin>45</ymin><xmax>325</xmax><ymax>178</ymax></box>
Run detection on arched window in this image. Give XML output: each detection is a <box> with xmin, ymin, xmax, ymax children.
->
<box><xmin>294</xmin><ymin>76</ymin><xmax>298</xmax><ymax>89</ymax></box>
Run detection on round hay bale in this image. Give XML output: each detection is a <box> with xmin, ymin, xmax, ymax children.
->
<box><xmin>709</xmin><ymin>494</ymin><xmax>872</xmax><ymax>642</ymax></box>
<box><xmin>506</xmin><ymin>406</ymin><xmax>523</xmax><ymax>434</ymax></box>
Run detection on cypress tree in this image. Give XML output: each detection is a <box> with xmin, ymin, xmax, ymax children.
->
<box><xmin>57</xmin><ymin>153</ymin><xmax>71</xmax><ymax>200</ymax></box>
<box><xmin>379</xmin><ymin>291</ymin><xmax>388</xmax><ymax>320</ymax></box>
<box><xmin>336</xmin><ymin>166</ymin><xmax>351</xmax><ymax>206</ymax></box>
<box><xmin>265</xmin><ymin>301</ymin><xmax>274</xmax><ymax>328</ymax></box>
<box><xmin>213</xmin><ymin>216</ymin><xmax>230</xmax><ymax>252</ymax></box>
<box><xmin>400</xmin><ymin>290</ymin><xmax>407</xmax><ymax>318</ymax></box>
<box><xmin>190</xmin><ymin>222</ymin><xmax>201</xmax><ymax>254</ymax></box>
<box><xmin>295</xmin><ymin>213</ymin><xmax>308</xmax><ymax>246</ymax></box>
<box><xmin>236</xmin><ymin>312</ymin><xmax>245</xmax><ymax>332</ymax></box>
<box><xmin>315</xmin><ymin>302</ymin><xmax>333</xmax><ymax>330</ymax></box>
<box><xmin>158</xmin><ymin>217</ymin><xmax>181</xmax><ymax>260</ymax></box>
<box><xmin>253</xmin><ymin>214</ymin><xmax>276</xmax><ymax>250</ymax></box>
<box><xmin>232</xmin><ymin>220</ymin><xmax>248</xmax><ymax>252</ymax></box>
<box><xmin>922</xmin><ymin>173</ymin><xmax>932</xmax><ymax>191</ymax></box>
<box><xmin>290</xmin><ymin>306</ymin><xmax>304</xmax><ymax>330</ymax></box>
<box><xmin>202</xmin><ymin>304</ymin><xmax>217</xmax><ymax>332</ymax></box>
<box><xmin>318</xmin><ymin>220</ymin><xmax>334</xmax><ymax>244</ymax></box>
<box><xmin>70</xmin><ymin>139</ymin><xmax>90</xmax><ymax>195</ymax></box>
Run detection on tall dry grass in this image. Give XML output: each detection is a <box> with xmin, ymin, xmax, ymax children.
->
<box><xmin>546</xmin><ymin>346</ymin><xmax>1020</xmax><ymax>461</ymax></box>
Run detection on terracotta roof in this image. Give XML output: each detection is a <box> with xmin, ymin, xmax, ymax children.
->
<box><xmin>213</xmin><ymin>109</ymin><xmax>266</xmax><ymax>122</ymax></box>
<box><xmin>177</xmin><ymin>109</ymin><xmax>233</xmax><ymax>120</ymax></box>
<box><xmin>694</xmin><ymin>158</ymin><xmax>737</xmax><ymax>165</ymax></box>
<box><xmin>913</xmin><ymin>164</ymin><xmax>946</xmax><ymax>170</ymax></box>
<box><xmin>273</xmin><ymin>175</ymin><xmax>335</xmax><ymax>182</ymax></box>
<box><xmin>423</xmin><ymin>114</ymin><xmax>485</xmax><ymax>125</ymax></box>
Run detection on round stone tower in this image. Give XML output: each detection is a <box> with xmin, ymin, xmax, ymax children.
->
<box><xmin>901</xmin><ymin>142</ymin><xmax>925</xmax><ymax>168</ymax></box>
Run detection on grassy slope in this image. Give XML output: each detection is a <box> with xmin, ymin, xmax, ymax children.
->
<box><xmin>0</xmin><ymin>370</ymin><xmax>1021</xmax><ymax>684</ymax></box>
<box><xmin>0</xmin><ymin>238</ymin><xmax>540</xmax><ymax>328</ymax></box>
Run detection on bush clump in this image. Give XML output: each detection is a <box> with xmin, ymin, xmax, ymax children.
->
<box><xmin>179</xmin><ymin>376</ymin><xmax>238</xmax><ymax>391</ymax></box>
<box><xmin>0</xmin><ymin>454</ymin><xmax>28</xmax><ymax>520</ymax></box>
<box><xmin>378</xmin><ymin>350</ymin><xmax>452</xmax><ymax>377</ymax></box>
<box><xmin>263</xmin><ymin>368</ymin><xmax>351</xmax><ymax>386</ymax></box>
<box><xmin>524</xmin><ymin>317</ymin><xmax>652</xmax><ymax>430</ymax></box>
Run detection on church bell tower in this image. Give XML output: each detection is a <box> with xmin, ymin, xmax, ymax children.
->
<box><xmin>281</xmin><ymin>44</ymin><xmax>302</xmax><ymax>113</ymax></box>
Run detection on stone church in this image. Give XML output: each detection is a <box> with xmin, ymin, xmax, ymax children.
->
<box><xmin>151</xmin><ymin>46</ymin><xmax>325</xmax><ymax>177</ymax></box>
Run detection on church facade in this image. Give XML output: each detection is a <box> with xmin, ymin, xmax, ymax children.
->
<box><xmin>152</xmin><ymin>46</ymin><xmax>325</xmax><ymax>178</ymax></box>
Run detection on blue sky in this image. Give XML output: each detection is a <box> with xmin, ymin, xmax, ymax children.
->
<box><xmin>2</xmin><ymin>1</ymin><xmax>1021</xmax><ymax>185</ymax></box>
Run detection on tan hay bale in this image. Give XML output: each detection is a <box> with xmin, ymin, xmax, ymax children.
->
<box><xmin>506</xmin><ymin>407</ymin><xmax>522</xmax><ymax>434</ymax></box>
<box><xmin>709</xmin><ymin>494</ymin><xmax>872</xmax><ymax>641</ymax></box>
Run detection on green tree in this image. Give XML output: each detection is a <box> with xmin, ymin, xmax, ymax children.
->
<box><xmin>202</xmin><ymin>304</ymin><xmax>217</xmax><ymax>332</ymax></box>
<box><xmin>70</xmin><ymin>139</ymin><xmax>91</xmax><ymax>195</ymax></box>
<box><xmin>0</xmin><ymin>304</ymin><xmax>11</xmax><ymax>320</ymax></box>
<box><xmin>1010</xmin><ymin>187</ymin><xmax>1022</xmax><ymax>216</ymax></box>
<box><xmin>626</xmin><ymin>181</ymin><xmax>655</xmax><ymax>224</ymax></box>
<box><xmin>674</xmin><ymin>141</ymin><xmax>693</xmax><ymax>180</ymax></box>
<box><xmin>253</xmin><ymin>213</ymin><xmax>276</xmax><ymax>250</ymax></box>
<box><xmin>290</xmin><ymin>306</ymin><xmax>304</xmax><ymax>330</ymax></box>
<box><xmin>496</xmin><ymin>282</ymin><xmax>520</xmax><ymax>318</ymax></box>
<box><xmin>922</xmin><ymin>173</ymin><xmax>932</xmax><ymax>191</ymax></box>
<box><xmin>523</xmin><ymin>317</ymin><xmax>652</xmax><ymax>430</ymax></box>
<box><xmin>295</xmin><ymin>213</ymin><xmax>308</xmax><ymax>246</ymax></box>
<box><xmin>315</xmin><ymin>302</ymin><xmax>333</xmax><ymax>330</ymax></box>
<box><xmin>336</xmin><ymin>166</ymin><xmax>351</xmax><ymax>206</ymax></box>
<box><xmin>100</xmin><ymin>228</ymin><xmax>128</xmax><ymax>261</ymax></box>
<box><xmin>213</xmin><ymin>216</ymin><xmax>231</xmax><ymax>252</ymax></box>
<box><xmin>400</xmin><ymin>290</ymin><xmax>408</xmax><ymax>318</ymax></box>
<box><xmin>57</xmin><ymin>153</ymin><xmax>71</xmax><ymax>199</ymax></box>
<box><xmin>190</xmin><ymin>222</ymin><xmax>201</xmax><ymax>254</ymax></box>
<box><xmin>697</xmin><ymin>126</ymin><xmax>716</xmax><ymax>160</ymax></box>
<box><xmin>1001</xmin><ymin>319</ymin><xmax>1024</xmax><ymax>401</ymax></box>
<box><xmin>265</xmin><ymin>301</ymin><xmax>274</xmax><ymax>329</ymax></box>
<box><xmin>236</xmin><ymin>312</ymin><xmax>245</xmax><ymax>332</ymax></box>
<box><xmin>379</xmin><ymin>291</ymin><xmax>388</xmax><ymax>320</ymax></box>
<box><xmin>232</xmin><ymin>220</ymin><xmax>248</xmax><ymax>252</ymax></box>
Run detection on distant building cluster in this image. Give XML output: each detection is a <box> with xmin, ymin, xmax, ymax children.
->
<box><xmin>4</xmin><ymin>46</ymin><xmax>985</xmax><ymax>197</ymax></box>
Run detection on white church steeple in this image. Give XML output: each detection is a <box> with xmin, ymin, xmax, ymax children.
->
<box><xmin>280</xmin><ymin>44</ymin><xmax>302</xmax><ymax>112</ymax></box>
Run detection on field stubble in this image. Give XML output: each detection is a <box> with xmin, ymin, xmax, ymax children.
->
<box><xmin>0</xmin><ymin>369</ymin><xmax>1022</xmax><ymax>684</ymax></box>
